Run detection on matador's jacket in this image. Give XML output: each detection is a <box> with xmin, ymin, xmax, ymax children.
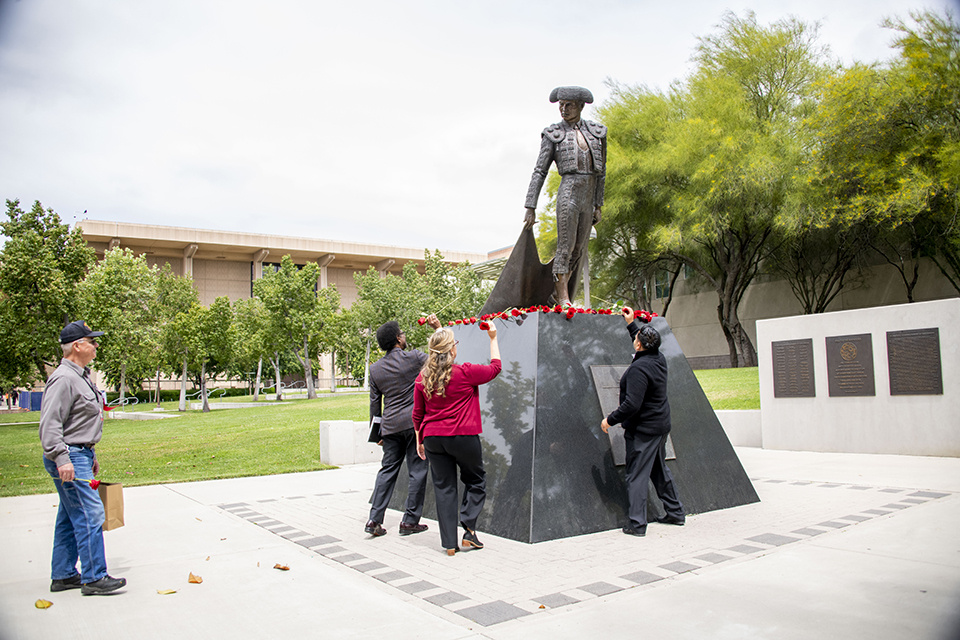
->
<box><xmin>524</xmin><ymin>118</ymin><xmax>607</xmax><ymax>211</ymax></box>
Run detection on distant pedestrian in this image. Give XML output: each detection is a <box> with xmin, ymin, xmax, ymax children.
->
<box><xmin>39</xmin><ymin>320</ymin><xmax>127</xmax><ymax>595</ymax></box>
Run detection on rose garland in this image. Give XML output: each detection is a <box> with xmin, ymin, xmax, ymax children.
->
<box><xmin>418</xmin><ymin>305</ymin><xmax>658</xmax><ymax>330</ymax></box>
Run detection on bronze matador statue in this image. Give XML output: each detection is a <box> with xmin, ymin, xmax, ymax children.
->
<box><xmin>524</xmin><ymin>86</ymin><xmax>606</xmax><ymax>307</ymax></box>
<box><xmin>479</xmin><ymin>86</ymin><xmax>606</xmax><ymax>315</ymax></box>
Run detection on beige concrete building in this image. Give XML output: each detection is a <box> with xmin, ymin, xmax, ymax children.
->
<box><xmin>78</xmin><ymin>220</ymin><xmax>489</xmax><ymax>307</ymax></box>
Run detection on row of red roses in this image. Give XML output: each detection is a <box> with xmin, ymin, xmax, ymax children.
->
<box><xmin>418</xmin><ymin>306</ymin><xmax>657</xmax><ymax>331</ymax></box>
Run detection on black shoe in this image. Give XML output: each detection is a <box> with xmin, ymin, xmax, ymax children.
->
<box><xmin>398</xmin><ymin>522</ymin><xmax>428</xmax><ymax>536</ymax></box>
<box><xmin>50</xmin><ymin>574</ymin><xmax>82</xmax><ymax>592</ymax></box>
<box><xmin>622</xmin><ymin>526</ymin><xmax>646</xmax><ymax>537</ymax></box>
<box><xmin>81</xmin><ymin>575</ymin><xmax>126</xmax><ymax>595</ymax></box>
<box><xmin>364</xmin><ymin>520</ymin><xmax>387</xmax><ymax>537</ymax></box>
<box><xmin>461</xmin><ymin>528</ymin><xmax>484</xmax><ymax>550</ymax></box>
<box><xmin>656</xmin><ymin>514</ymin><xmax>685</xmax><ymax>526</ymax></box>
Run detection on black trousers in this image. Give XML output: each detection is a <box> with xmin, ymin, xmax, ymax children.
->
<box><xmin>369</xmin><ymin>430</ymin><xmax>428</xmax><ymax>525</ymax></box>
<box><xmin>423</xmin><ymin>435</ymin><xmax>486</xmax><ymax>550</ymax></box>
<box><xmin>624</xmin><ymin>430</ymin><xmax>684</xmax><ymax>532</ymax></box>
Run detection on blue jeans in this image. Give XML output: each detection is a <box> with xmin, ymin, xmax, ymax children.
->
<box><xmin>43</xmin><ymin>446</ymin><xmax>107</xmax><ymax>583</ymax></box>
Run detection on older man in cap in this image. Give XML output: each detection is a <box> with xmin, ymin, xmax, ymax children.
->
<box><xmin>39</xmin><ymin>320</ymin><xmax>126</xmax><ymax>595</ymax></box>
<box><xmin>524</xmin><ymin>85</ymin><xmax>607</xmax><ymax>307</ymax></box>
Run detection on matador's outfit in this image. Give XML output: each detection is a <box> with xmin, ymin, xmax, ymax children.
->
<box><xmin>525</xmin><ymin>118</ymin><xmax>606</xmax><ymax>277</ymax></box>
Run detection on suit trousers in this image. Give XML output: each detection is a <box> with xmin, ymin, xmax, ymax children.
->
<box><xmin>423</xmin><ymin>435</ymin><xmax>486</xmax><ymax>550</ymax></box>
<box><xmin>369</xmin><ymin>430</ymin><xmax>429</xmax><ymax>525</ymax></box>
<box><xmin>553</xmin><ymin>173</ymin><xmax>597</xmax><ymax>275</ymax></box>
<box><xmin>624</xmin><ymin>430</ymin><xmax>684</xmax><ymax>532</ymax></box>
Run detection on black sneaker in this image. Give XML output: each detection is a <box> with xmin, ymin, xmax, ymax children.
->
<box><xmin>50</xmin><ymin>574</ymin><xmax>82</xmax><ymax>592</ymax></box>
<box><xmin>461</xmin><ymin>528</ymin><xmax>484</xmax><ymax>550</ymax></box>
<box><xmin>622</xmin><ymin>526</ymin><xmax>646</xmax><ymax>537</ymax></box>
<box><xmin>81</xmin><ymin>575</ymin><xmax>126</xmax><ymax>595</ymax></box>
<box><xmin>364</xmin><ymin>520</ymin><xmax>387</xmax><ymax>537</ymax></box>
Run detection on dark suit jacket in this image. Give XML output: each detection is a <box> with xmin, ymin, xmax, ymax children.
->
<box><xmin>369</xmin><ymin>347</ymin><xmax>428</xmax><ymax>436</ymax></box>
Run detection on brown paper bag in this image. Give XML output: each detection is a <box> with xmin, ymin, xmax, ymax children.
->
<box><xmin>97</xmin><ymin>482</ymin><xmax>125</xmax><ymax>531</ymax></box>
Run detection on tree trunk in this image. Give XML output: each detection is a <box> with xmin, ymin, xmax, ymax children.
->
<box><xmin>156</xmin><ymin>365</ymin><xmax>162</xmax><ymax>407</ymax></box>
<box><xmin>179</xmin><ymin>357</ymin><xmax>188</xmax><ymax>411</ymax></box>
<box><xmin>253</xmin><ymin>357</ymin><xmax>262</xmax><ymax>402</ymax></box>
<box><xmin>119</xmin><ymin>363</ymin><xmax>127</xmax><ymax>407</ymax></box>
<box><xmin>201</xmin><ymin>361</ymin><xmax>210</xmax><ymax>412</ymax></box>
<box><xmin>362</xmin><ymin>329</ymin><xmax>372</xmax><ymax>391</ymax></box>
<box><xmin>271</xmin><ymin>353</ymin><xmax>282</xmax><ymax>401</ymax></box>
<box><xmin>329</xmin><ymin>350</ymin><xmax>337</xmax><ymax>394</ymax></box>
<box><xmin>301</xmin><ymin>337</ymin><xmax>317</xmax><ymax>399</ymax></box>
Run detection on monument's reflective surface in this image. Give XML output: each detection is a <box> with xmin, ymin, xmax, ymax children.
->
<box><xmin>388</xmin><ymin>313</ymin><xmax>759</xmax><ymax>543</ymax></box>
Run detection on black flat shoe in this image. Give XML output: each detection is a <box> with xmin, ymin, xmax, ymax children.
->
<box><xmin>656</xmin><ymin>514</ymin><xmax>685</xmax><ymax>526</ymax></box>
<box><xmin>364</xmin><ymin>520</ymin><xmax>387</xmax><ymax>537</ymax></box>
<box><xmin>622</xmin><ymin>526</ymin><xmax>646</xmax><ymax>537</ymax></box>
<box><xmin>399</xmin><ymin>522</ymin><xmax>428</xmax><ymax>536</ymax></box>
<box><xmin>51</xmin><ymin>574</ymin><xmax>82</xmax><ymax>592</ymax></box>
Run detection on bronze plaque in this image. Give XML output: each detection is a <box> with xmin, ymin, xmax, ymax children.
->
<box><xmin>771</xmin><ymin>339</ymin><xmax>815</xmax><ymax>398</ymax></box>
<box><xmin>887</xmin><ymin>328</ymin><xmax>943</xmax><ymax>395</ymax></box>
<box><xmin>826</xmin><ymin>333</ymin><xmax>875</xmax><ymax>397</ymax></box>
<box><xmin>590</xmin><ymin>365</ymin><xmax>675</xmax><ymax>466</ymax></box>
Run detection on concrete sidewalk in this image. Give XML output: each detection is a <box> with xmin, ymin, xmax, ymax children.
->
<box><xmin>1</xmin><ymin>447</ymin><xmax>959</xmax><ymax>639</ymax></box>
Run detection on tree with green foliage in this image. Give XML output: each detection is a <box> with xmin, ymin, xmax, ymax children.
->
<box><xmin>153</xmin><ymin>264</ymin><xmax>199</xmax><ymax>406</ymax></box>
<box><xmin>596</xmin><ymin>12</ymin><xmax>829</xmax><ymax>366</ymax></box>
<box><xmin>253</xmin><ymin>255</ymin><xmax>338</xmax><ymax>400</ymax></box>
<box><xmin>78</xmin><ymin>247</ymin><xmax>158</xmax><ymax>404</ymax></box>
<box><xmin>0</xmin><ymin>199</ymin><xmax>95</xmax><ymax>384</ymax></box>
<box><xmin>809</xmin><ymin>10</ymin><xmax>960</xmax><ymax>299</ymax></box>
<box><xmin>232</xmin><ymin>296</ymin><xmax>270</xmax><ymax>400</ymax></box>
<box><xmin>352</xmin><ymin>250</ymin><xmax>489</xmax><ymax>354</ymax></box>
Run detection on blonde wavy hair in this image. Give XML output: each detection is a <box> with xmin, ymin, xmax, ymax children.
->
<box><xmin>420</xmin><ymin>328</ymin><xmax>456</xmax><ymax>397</ymax></box>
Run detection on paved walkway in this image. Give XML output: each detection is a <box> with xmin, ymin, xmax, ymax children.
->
<box><xmin>2</xmin><ymin>447</ymin><xmax>959</xmax><ymax>639</ymax></box>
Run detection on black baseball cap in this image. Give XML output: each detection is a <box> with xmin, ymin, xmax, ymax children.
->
<box><xmin>60</xmin><ymin>320</ymin><xmax>105</xmax><ymax>344</ymax></box>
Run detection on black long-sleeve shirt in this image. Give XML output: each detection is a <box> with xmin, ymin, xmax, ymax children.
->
<box><xmin>606</xmin><ymin>324</ymin><xmax>671</xmax><ymax>436</ymax></box>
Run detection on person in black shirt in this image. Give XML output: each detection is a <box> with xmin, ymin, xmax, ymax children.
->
<box><xmin>601</xmin><ymin>308</ymin><xmax>685</xmax><ymax>536</ymax></box>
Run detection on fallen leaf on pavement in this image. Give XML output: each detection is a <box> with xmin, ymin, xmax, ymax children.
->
<box><xmin>157</xmin><ymin>589</ymin><xmax>177</xmax><ymax>595</ymax></box>
<box><xmin>188</xmin><ymin>573</ymin><xmax>203</xmax><ymax>584</ymax></box>
<box><xmin>273</xmin><ymin>564</ymin><xmax>290</xmax><ymax>571</ymax></box>
<box><xmin>205</xmin><ymin>556</ymin><xmax>210</xmax><ymax>561</ymax></box>
<box><xmin>35</xmin><ymin>599</ymin><xmax>53</xmax><ymax>609</ymax></box>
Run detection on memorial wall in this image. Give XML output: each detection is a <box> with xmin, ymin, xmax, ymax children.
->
<box><xmin>757</xmin><ymin>298</ymin><xmax>959</xmax><ymax>456</ymax></box>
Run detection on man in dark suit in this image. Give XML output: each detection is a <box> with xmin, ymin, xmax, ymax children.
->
<box><xmin>523</xmin><ymin>85</ymin><xmax>606</xmax><ymax>307</ymax></box>
<box><xmin>365</xmin><ymin>314</ymin><xmax>441</xmax><ymax>537</ymax></box>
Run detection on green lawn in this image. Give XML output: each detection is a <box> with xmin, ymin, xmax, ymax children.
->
<box><xmin>693</xmin><ymin>366</ymin><xmax>760</xmax><ymax>410</ymax></box>
<box><xmin>1</xmin><ymin>368</ymin><xmax>759</xmax><ymax>498</ymax></box>
<box><xmin>0</xmin><ymin>393</ymin><xmax>367</xmax><ymax>498</ymax></box>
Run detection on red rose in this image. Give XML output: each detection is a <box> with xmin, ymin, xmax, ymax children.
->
<box><xmin>499</xmin><ymin>312</ymin><xmax>509</xmax><ymax>320</ymax></box>
<box><xmin>565</xmin><ymin>309</ymin><xmax>576</xmax><ymax>319</ymax></box>
<box><xmin>455</xmin><ymin>319</ymin><xmax>463</xmax><ymax>325</ymax></box>
<box><xmin>469</xmin><ymin>317</ymin><xmax>477</xmax><ymax>324</ymax></box>
<box><xmin>527</xmin><ymin>306</ymin><xmax>538</xmax><ymax>313</ymax></box>
<box><xmin>417</xmin><ymin>317</ymin><xmax>427</xmax><ymax>326</ymax></box>
<box><xmin>90</xmin><ymin>479</ymin><xmax>100</xmax><ymax>490</ymax></box>
<box><xmin>479</xmin><ymin>321</ymin><xmax>490</xmax><ymax>331</ymax></box>
<box><xmin>448</xmin><ymin>321</ymin><xmax>455</xmax><ymax>326</ymax></box>
<box><xmin>511</xmin><ymin>308</ymin><xmax>520</xmax><ymax>317</ymax></box>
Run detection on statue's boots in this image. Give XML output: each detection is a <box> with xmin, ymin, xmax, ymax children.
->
<box><xmin>554</xmin><ymin>273</ymin><xmax>572</xmax><ymax>307</ymax></box>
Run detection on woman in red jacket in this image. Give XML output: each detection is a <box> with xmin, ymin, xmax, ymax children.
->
<box><xmin>414</xmin><ymin>325</ymin><xmax>501</xmax><ymax>556</ymax></box>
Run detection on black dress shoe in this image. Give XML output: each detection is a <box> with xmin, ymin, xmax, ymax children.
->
<box><xmin>622</xmin><ymin>526</ymin><xmax>646</xmax><ymax>537</ymax></box>
<box><xmin>81</xmin><ymin>575</ymin><xmax>126</xmax><ymax>595</ymax></box>
<box><xmin>461</xmin><ymin>528</ymin><xmax>484</xmax><ymax>549</ymax></box>
<box><xmin>656</xmin><ymin>514</ymin><xmax>686</xmax><ymax>526</ymax></box>
<box><xmin>398</xmin><ymin>522</ymin><xmax>428</xmax><ymax>536</ymax></box>
<box><xmin>51</xmin><ymin>574</ymin><xmax>82</xmax><ymax>592</ymax></box>
<box><xmin>364</xmin><ymin>520</ymin><xmax>387</xmax><ymax>537</ymax></box>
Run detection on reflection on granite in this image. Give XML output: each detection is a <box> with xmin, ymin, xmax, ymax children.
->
<box><xmin>387</xmin><ymin>313</ymin><xmax>759</xmax><ymax>543</ymax></box>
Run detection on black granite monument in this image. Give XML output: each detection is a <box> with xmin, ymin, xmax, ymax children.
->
<box><xmin>388</xmin><ymin>312</ymin><xmax>759</xmax><ymax>543</ymax></box>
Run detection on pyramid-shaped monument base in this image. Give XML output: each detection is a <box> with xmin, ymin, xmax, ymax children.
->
<box><xmin>388</xmin><ymin>312</ymin><xmax>759</xmax><ymax>543</ymax></box>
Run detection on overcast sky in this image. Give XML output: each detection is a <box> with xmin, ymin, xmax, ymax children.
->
<box><xmin>0</xmin><ymin>0</ymin><xmax>955</xmax><ymax>257</ymax></box>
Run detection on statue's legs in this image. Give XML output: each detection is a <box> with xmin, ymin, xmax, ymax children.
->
<box><xmin>554</xmin><ymin>174</ymin><xmax>597</xmax><ymax>305</ymax></box>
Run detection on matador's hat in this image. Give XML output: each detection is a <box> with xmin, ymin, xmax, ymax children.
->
<box><xmin>549</xmin><ymin>86</ymin><xmax>594</xmax><ymax>104</ymax></box>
